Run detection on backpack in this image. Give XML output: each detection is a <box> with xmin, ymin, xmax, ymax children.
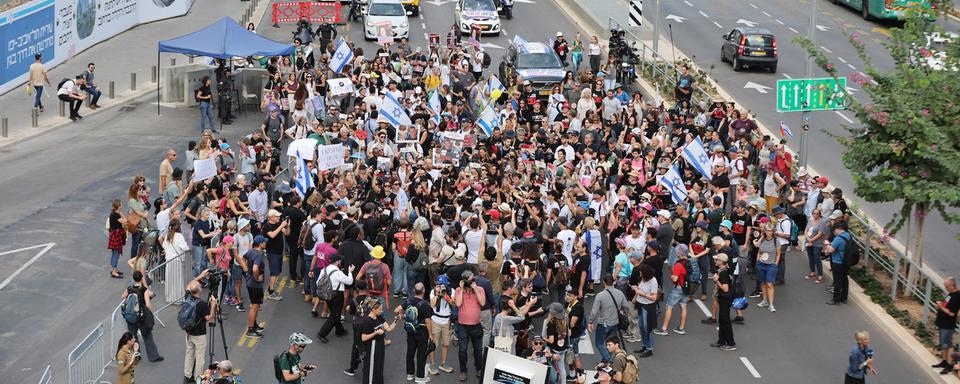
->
<box><xmin>780</xmin><ymin>218</ymin><xmax>799</xmax><ymax>243</ymax></box>
<box><xmin>121</xmin><ymin>287</ymin><xmax>142</xmax><ymax>324</ymax></box>
<box><xmin>841</xmin><ymin>233</ymin><xmax>860</xmax><ymax>267</ymax></box>
<box><xmin>677</xmin><ymin>258</ymin><xmax>694</xmax><ymax>295</ymax></box>
<box><xmin>364</xmin><ymin>264</ymin><xmax>386</xmax><ymax>295</ymax></box>
<box><xmin>315</xmin><ymin>267</ymin><xmax>335</xmax><ymax>301</ymax></box>
<box><xmin>618</xmin><ymin>351</ymin><xmax>640</xmax><ymax>383</ymax></box>
<box><xmin>57</xmin><ymin>78</ymin><xmax>70</xmax><ymax>91</ymax></box>
<box><xmin>273</xmin><ymin>351</ymin><xmax>291</xmax><ymax>382</ymax></box>
<box><xmin>554</xmin><ymin>259</ymin><xmax>571</xmax><ymax>289</ymax></box>
<box><xmin>177</xmin><ymin>295</ymin><xmax>201</xmax><ymax>331</ymax></box>
<box><xmin>299</xmin><ymin>221</ymin><xmax>320</xmax><ymax>250</ymax></box>
<box><xmin>217</xmin><ymin>197</ymin><xmax>228</xmax><ymax>216</ymax></box>
<box><xmin>411</xmin><ymin>247</ymin><xmax>429</xmax><ymax>272</ymax></box>
<box><xmin>403</xmin><ymin>299</ymin><xmax>422</xmax><ymax>335</ymax></box>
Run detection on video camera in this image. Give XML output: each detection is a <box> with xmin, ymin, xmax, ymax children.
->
<box><xmin>201</xmin><ymin>267</ymin><xmax>228</xmax><ymax>290</ymax></box>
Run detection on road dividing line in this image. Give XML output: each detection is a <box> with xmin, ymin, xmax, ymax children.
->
<box><xmin>820</xmin><ymin>46</ymin><xmax>833</xmax><ymax>53</ymax></box>
<box><xmin>782</xmin><ymin>73</ymin><xmax>792</xmax><ymax>79</ymax></box>
<box><xmin>237</xmin><ymin>333</ymin><xmax>247</xmax><ymax>347</ymax></box>
<box><xmin>0</xmin><ymin>243</ymin><xmax>55</xmax><ymax>291</ymax></box>
<box><xmin>693</xmin><ymin>299</ymin><xmax>712</xmax><ymax>318</ymax></box>
<box><xmin>788</xmin><ymin>27</ymin><xmax>799</xmax><ymax>34</ymax></box>
<box><xmin>835</xmin><ymin>111</ymin><xmax>855</xmax><ymax>124</ymax></box>
<box><xmin>421</xmin><ymin>22</ymin><xmax>426</xmax><ymax>29</ymax></box>
<box><xmin>762</xmin><ymin>11</ymin><xmax>771</xmax><ymax>17</ymax></box>
<box><xmin>699</xmin><ymin>10</ymin><xmax>709</xmax><ymax>17</ymax></box>
<box><xmin>713</xmin><ymin>21</ymin><xmax>723</xmax><ymax>28</ymax></box>
<box><xmin>276</xmin><ymin>276</ymin><xmax>289</xmax><ymax>294</ymax></box>
<box><xmin>847</xmin><ymin>64</ymin><xmax>856</xmax><ymax>70</ymax></box>
<box><xmin>740</xmin><ymin>357</ymin><xmax>762</xmax><ymax>378</ymax></box>
<box><xmin>749</xmin><ymin>3</ymin><xmax>758</xmax><ymax>8</ymax></box>
<box><xmin>837</xmin><ymin>57</ymin><xmax>847</xmax><ymax>63</ymax></box>
<box><xmin>775</xmin><ymin>19</ymin><xmax>783</xmax><ymax>25</ymax></box>
<box><xmin>248</xmin><ymin>335</ymin><xmax>258</xmax><ymax>347</ymax></box>
<box><xmin>683</xmin><ymin>0</ymin><xmax>693</xmax><ymax>6</ymax></box>
<box><xmin>578</xmin><ymin>334</ymin><xmax>595</xmax><ymax>355</ymax></box>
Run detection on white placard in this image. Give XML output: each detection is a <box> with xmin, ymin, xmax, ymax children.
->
<box><xmin>192</xmin><ymin>157</ymin><xmax>217</xmax><ymax>181</ymax></box>
<box><xmin>327</xmin><ymin>77</ymin><xmax>355</xmax><ymax>96</ymax></box>
<box><xmin>317</xmin><ymin>144</ymin><xmax>345</xmax><ymax>170</ymax></box>
<box><xmin>287</xmin><ymin>138</ymin><xmax>318</xmax><ymax>160</ymax></box>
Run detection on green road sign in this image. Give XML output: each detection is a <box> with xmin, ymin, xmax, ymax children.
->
<box><xmin>776</xmin><ymin>77</ymin><xmax>847</xmax><ymax>112</ymax></box>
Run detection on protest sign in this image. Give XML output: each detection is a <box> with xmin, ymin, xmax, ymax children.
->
<box><xmin>287</xmin><ymin>138</ymin><xmax>319</xmax><ymax>160</ymax></box>
<box><xmin>317</xmin><ymin>144</ymin><xmax>345</xmax><ymax>170</ymax></box>
<box><xmin>327</xmin><ymin>78</ymin><xmax>355</xmax><ymax>96</ymax></box>
<box><xmin>192</xmin><ymin>157</ymin><xmax>217</xmax><ymax>181</ymax></box>
<box><xmin>432</xmin><ymin>132</ymin><xmax>465</xmax><ymax>166</ymax></box>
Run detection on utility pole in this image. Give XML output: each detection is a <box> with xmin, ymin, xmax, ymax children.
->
<box><xmin>652</xmin><ymin>0</ymin><xmax>661</xmax><ymax>55</ymax></box>
<box><xmin>799</xmin><ymin>0</ymin><xmax>817</xmax><ymax>168</ymax></box>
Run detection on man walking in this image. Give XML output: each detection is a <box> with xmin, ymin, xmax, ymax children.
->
<box><xmin>825</xmin><ymin>222</ymin><xmax>851</xmax><ymax>305</ymax></box>
<box><xmin>263</xmin><ymin>209</ymin><xmax>290</xmax><ymax>300</ymax></box>
<box><xmin>57</xmin><ymin>75</ymin><xmax>86</xmax><ymax>121</ymax></box>
<box><xmin>120</xmin><ymin>271</ymin><xmax>164</xmax><ymax>362</ymax></box>
<box><xmin>80</xmin><ymin>63</ymin><xmax>102</xmax><ymax>109</ymax></box>
<box><xmin>588</xmin><ymin>274</ymin><xmax>629</xmax><ymax>363</ymax></box>
<box><xmin>396</xmin><ymin>282</ymin><xmax>433</xmax><ymax>383</ymax></box>
<box><xmin>933</xmin><ymin>277</ymin><xmax>960</xmax><ymax>375</ymax></box>
<box><xmin>184</xmin><ymin>270</ymin><xmax>217</xmax><ymax>383</ymax></box>
<box><xmin>28</xmin><ymin>53</ymin><xmax>50</xmax><ymax>112</ymax></box>
<box><xmin>317</xmin><ymin>254</ymin><xmax>355</xmax><ymax>342</ymax></box>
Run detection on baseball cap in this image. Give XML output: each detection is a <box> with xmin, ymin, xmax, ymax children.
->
<box><xmin>253</xmin><ymin>235</ymin><xmax>268</xmax><ymax>244</ymax></box>
<box><xmin>713</xmin><ymin>253</ymin><xmax>729</xmax><ymax>263</ymax></box>
<box><xmin>815</xmin><ymin>176</ymin><xmax>830</xmax><ymax>185</ymax></box>
<box><xmin>267</xmin><ymin>209</ymin><xmax>282</xmax><ymax>218</ymax></box>
<box><xmin>657</xmin><ymin>210</ymin><xmax>672</xmax><ymax>220</ymax></box>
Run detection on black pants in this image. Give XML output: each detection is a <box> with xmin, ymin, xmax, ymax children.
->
<box><xmin>59</xmin><ymin>94</ymin><xmax>81</xmax><ymax>117</ymax></box>
<box><xmin>319</xmin><ymin>291</ymin><xmax>346</xmax><ymax>337</ymax></box>
<box><xmin>717</xmin><ymin>295</ymin><xmax>735</xmax><ymax>346</ymax></box>
<box><xmin>348</xmin><ymin>323</ymin><xmax>363</xmax><ymax>371</ymax></box>
<box><xmin>457</xmin><ymin>323</ymin><xmax>484</xmax><ymax>374</ymax></box>
<box><xmin>832</xmin><ymin>263</ymin><xmax>849</xmax><ymax>303</ymax></box>
<box><xmin>288</xmin><ymin>246</ymin><xmax>302</xmax><ymax>282</ymax></box>
<box><xmin>406</xmin><ymin>330</ymin><xmax>429</xmax><ymax>378</ymax></box>
<box><xmin>844</xmin><ymin>373</ymin><xmax>865</xmax><ymax>384</ymax></box>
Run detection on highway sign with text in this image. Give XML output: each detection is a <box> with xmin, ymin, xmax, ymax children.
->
<box><xmin>776</xmin><ymin>77</ymin><xmax>847</xmax><ymax>112</ymax></box>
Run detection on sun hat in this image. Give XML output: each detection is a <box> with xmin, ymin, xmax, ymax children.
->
<box><xmin>370</xmin><ymin>245</ymin><xmax>386</xmax><ymax>259</ymax></box>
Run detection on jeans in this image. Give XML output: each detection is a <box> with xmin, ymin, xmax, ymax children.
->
<box><xmin>393</xmin><ymin>253</ymin><xmax>408</xmax><ymax>295</ymax></box>
<box><xmin>33</xmin><ymin>85</ymin><xmax>43</xmax><ymax>109</ymax></box>
<box><xmin>303</xmin><ymin>253</ymin><xmax>316</xmax><ymax>294</ymax></box>
<box><xmin>807</xmin><ymin>247</ymin><xmax>824</xmax><ymax>276</ymax></box>
<box><xmin>456</xmin><ymin>323</ymin><xmax>484</xmax><ymax>374</ymax></box>
<box><xmin>199</xmin><ymin>101</ymin><xmax>215</xmax><ymax>131</ymax></box>
<box><xmin>571</xmin><ymin>52</ymin><xmax>582</xmax><ymax>75</ymax></box>
<box><xmin>549</xmin><ymin>348</ymin><xmax>566</xmax><ymax>383</ymax></box>
<box><xmin>776</xmin><ymin>244</ymin><xmax>787</xmax><ymax>284</ymax></box>
<box><xmin>698</xmin><ymin>256</ymin><xmax>710</xmax><ymax>296</ymax></box>
<box><xmin>594</xmin><ymin>323</ymin><xmax>617</xmax><ymax>363</ymax></box>
<box><xmin>130</xmin><ymin>231</ymin><xmax>143</xmax><ymax>260</ymax></box>
<box><xmin>126</xmin><ymin>321</ymin><xmax>161</xmax><ymax>361</ymax></box>
<box><xmin>589</xmin><ymin>55</ymin><xmax>600</xmax><ymax>74</ymax></box>
<box><xmin>638</xmin><ymin>303</ymin><xmax>656</xmax><ymax>350</ymax></box>
<box><xmin>407</xmin><ymin>267</ymin><xmax>425</xmax><ymax>298</ymax></box>
<box><xmin>191</xmin><ymin>245</ymin><xmax>208</xmax><ymax>276</ymax></box>
<box><xmin>86</xmin><ymin>85</ymin><xmax>101</xmax><ymax>105</ymax></box>
<box><xmin>110</xmin><ymin>249</ymin><xmax>121</xmax><ymax>269</ymax></box>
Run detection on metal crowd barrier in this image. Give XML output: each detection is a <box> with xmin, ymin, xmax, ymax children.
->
<box><xmin>67</xmin><ymin>324</ymin><xmax>110</xmax><ymax>384</ymax></box>
<box><xmin>37</xmin><ymin>365</ymin><xmax>51</xmax><ymax>384</ymax></box>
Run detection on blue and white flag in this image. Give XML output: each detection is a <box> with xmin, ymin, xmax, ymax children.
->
<box><xmin>476</xmin><ymin>101</ymin><xmax>498</xmax><ymax>137</ymax></box>
<box><xmin>380</xmin><ymin>92</ymin><xmax>412</xmax><ymax>129</ymax></box>
<box><xmin>681</xmin><ymin>136</ymin><xmax>713</xmax><ymax>181</ymax></box>
<box><xmin>293</xmin><ymin>150</ymin><xmax>313</xmax><ymax>198</ymax></box>
<box><xmin>329</xmin><ymin>37</ymin><xmax>354</xmax><ymax>74</ymax></box>
<box><xmin>659</xmin><ymin>164</ymin><xmax>689</xmax><ymax>204</ymax></box>
<box><xmin>512</xmin><ymin>35</ymin><xmax>528</xmax><ymax>52</ymax></box>
<box><xmin>427</xmin><ymin>90</ymin><xmax>442</xmax><ymax>126</ymax></box>
<box><xmin>779</xmin><ymin>121</ymin><xmax>794</xmax><ymax>139</ymax></box>
<box><xmin>488</xmin><ymin>74</ymin><xmax>506</xmax><ymax>100</ymax></box>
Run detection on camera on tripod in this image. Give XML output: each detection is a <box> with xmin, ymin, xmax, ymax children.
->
<box><xmin>201</xmin><ymin>267</ymin><xmax>228</xmax><ymax>290</ymax></box>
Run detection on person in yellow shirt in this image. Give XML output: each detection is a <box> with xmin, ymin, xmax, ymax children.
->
<box><xmin>424</xmin><ymin>66</ymin><xmax>442</xmax><ymax>93</ymax></box>
<box><xmin>28</xmin><ymin>53</ymin><xmax>50</xmax><ymax>112</ymax></box>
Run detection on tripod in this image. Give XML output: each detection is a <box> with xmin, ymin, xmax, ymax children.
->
<box><xmin>207</xmin><ymin>273</ymin><xmax>230</xmax><ymax>363</ymax></box>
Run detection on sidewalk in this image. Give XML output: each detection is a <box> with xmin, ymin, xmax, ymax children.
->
<box><xmin>553</xmin><ymin>0</ymin><xmax>960</xmax><ymax>383</ymax></box>
<box><xmin>0</xmin><ymin>0</ymin><xmax>268</xmax><ymax>148</ymax></box>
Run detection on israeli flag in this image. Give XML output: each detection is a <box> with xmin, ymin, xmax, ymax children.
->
<box><xmin>779</xmin><ymin>121</ymin><xmax>795</xmax><ymax>139</ymax></box>
<box><xmin>659</xmin><ymin>164</ymin><xmax>689</xmax><ymax>204</ymax></box>
<box><xmin>329</xmin><ymin>37</ymin><xmax>354</xmax><ymax>74</ymax></box>
<box><xmin>427</xmin><ymin>90</ymin><xmax>442</xmax><ymax>126</ymax></box>
<box><xmin>488</xmin><ymin>74</ymin><xmax>506</xmax><ymax>100</ymax></box>
<box><xmin>380</xmin><ymin>92</ymin><xmax>412</xmax><ymax>129</ymax></box>
<box><xmin>681</xmin><ymin>136</ymin><xmax>713</xmax><ymax>181</ymax></box>
<box><xmin>293</xmin><ymin>150</ymin><xmax>312</xmax><ymax>198</ymax></box>
<box><xmin>476</xmin><ymin>101</ymin><xmax>498</xmax><ymax>137</ymax></box>
<box><xmin>512</xmin><ymin>35</ymin><xmax>528</xmax><ymax>52</ymax></box>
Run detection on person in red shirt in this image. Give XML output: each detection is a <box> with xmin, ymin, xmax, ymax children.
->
<box><xmin>658</xmin><ymin>246</ymin><xmax>691</xmax><ymax>339</ymax></box>
<box><xmin>358</xmin><ymin>246</ymin><xmax>392</xmax><ymax>310</ymax></box>
<box><xmin>454</xmin><ymin>270</ymin><xmax>486</xmax><ymax>381</ymax></box>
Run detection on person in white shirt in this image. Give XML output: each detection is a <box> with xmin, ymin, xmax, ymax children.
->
<box><xmin>247</xmin><ymin>180</ymin><xmax>269</xmax><ymax>223</ymax></box>
<box><xmin>772</xmin><ymin>207</ymin><xmax>791</xmax><ymax>286</ymax></box>
<box><xmin>161</xmin><ymin>218</ymin><xmax>190</xmax><ymax>303</ymax></box>
<box><xmin>556</xmin><ymin>220</ymin><xmax>576</xmax><ymax>266</ymax></box>
<box><xmin>428</xmin><ymin>274</ymin><xmax>455</xmax><ymax>374</ymax></box>
<box><xmin>316</xmin><ymin>253</ymin><xmax>355</xmax><ymax>343</ymax></box>
<box><xmin>461</xmin><ymin>213</ymin><xmax>486</xmax><ymax>265</ymax></box>
<box><xmin>57</xmin><ymin>75</ymin><xmax>86</xmax><ymax>120</ymax></box>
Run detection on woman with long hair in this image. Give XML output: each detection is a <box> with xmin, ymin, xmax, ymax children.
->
<box><xmin>543</xmin><ymin>303</ymin><xmax>570</xmax><ymax>382</ymax></box>
<box><xmin>116</xmin><ymin>331</ymin><xmax>140</xmax><ymax>384</ymax></box>
<box><xmin>805</xmin><ymin>208</ymin><xmax>827</xmax><ymax>284</ymax></box>
<box><xmin>635</xmin><ymin>263</ymin><xmax>659</xmax><ymax>356</ymax></box>
<box><xmin>107</xmin><ymin>199</ymin><xmax>127</xmax><ymax>278</ymax></box>
<box><xmin>161</xmin><ymin>218</ymin><xmax>189</xmax><ymax>301</ymax></box>
<box><xmin>127</xmin><ymin>182</ymin><xmax>149</xmax><ymax>260</ymax></box>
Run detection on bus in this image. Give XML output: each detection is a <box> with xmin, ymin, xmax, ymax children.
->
<box><xmin>832</xmin><ymin>0</ymin><xmax>935</xmax><ymax>21</ymax></box>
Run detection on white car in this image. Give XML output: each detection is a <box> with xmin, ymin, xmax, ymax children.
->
<box><xmin>364</xmin><ymin>0</ymin><xmax>410</xmax><ymax>41</ymax></box>
<box><xmin>455</xmin><ymin>0</ymin><xmax>500</xmax><ymax>35</ymax></box>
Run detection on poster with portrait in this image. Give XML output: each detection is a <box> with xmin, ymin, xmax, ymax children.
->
<box><xmin>432</xmin><ymin>131</ymin><xmax>464</xmax><ymax>167</ymax></box>
<box><xmin>395</xmin><ymin>124</ymin><xmax>421</xmax><ymax>144</ymax></box>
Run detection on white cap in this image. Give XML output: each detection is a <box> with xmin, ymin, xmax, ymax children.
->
<box><xmin>657</xmin><ymin>210</ymin><xmax>672</xmax><ymax>220</ymax></box>
<box><xmin>556</xmin><ymin>31</ymin><xmax>563</xmax><ymax>37</ymax></box>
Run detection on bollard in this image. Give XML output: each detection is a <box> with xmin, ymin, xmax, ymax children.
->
<box><xmin>31</xmin><ymin>108</ymin><xmax>39</xmax><ymax>127</ymax></box>
<box><xmin>109</xmin><ymin>81</ymin><xmax>115</xmax><ymax>99</ymax></box>
<box><xmin>2</xmin><ymin>117</ymin><xmax>7</xmax><ymax>139</ymax></box>
<box><xmin>171</xmin><ymin>58</ymin><xmax>176</xmax><ymax>66</ymax></box>
<box><xmin>59</xmin><ymin>100</ymin><xmax>65</xmax><ymax>117</ymax></box>
<box><xmin>152</xmin><ymin>65</ymin><xmax>157</xmax><ymax>83</ymax></box>
<box><xmin>131</xmin><ymin>72</ymin><xmax>137</xmax><ymax>91</ymax></box>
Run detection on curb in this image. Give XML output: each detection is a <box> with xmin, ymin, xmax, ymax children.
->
<box><xmin>552</xmin><ymin>0</ymin><xmax>958</xmax><ymax>381</ymax></box>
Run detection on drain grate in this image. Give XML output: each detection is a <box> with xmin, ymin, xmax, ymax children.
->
<box><xmin>119</xmin><ymin>102</ymin><xmax>140</xmax><ymax>112</ymax></box>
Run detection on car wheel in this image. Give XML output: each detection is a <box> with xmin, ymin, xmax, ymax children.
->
<box><xmin>769</xmin><ymin>63</ymin><xmax>778</xmax><ymax>73</ymax></box>
<box><xmin>720</xmin><ymin>48</ymin><xmax>727</xmax><ymax>63</ymax></box>
<box><xmin>732</xmin><ymin>57</ymin><xmax>741</xmax><ymax>71</ymax></box>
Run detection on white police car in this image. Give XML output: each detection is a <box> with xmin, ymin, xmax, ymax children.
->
<box><xmin>499</xmin><ymin>41</ymin><xmax>566</xmax><ymax>97</ymax></box>
<box><xmin>455</xmin><ymin>0</ymin><xmax>501</xmax><ymax>35</ymax></box>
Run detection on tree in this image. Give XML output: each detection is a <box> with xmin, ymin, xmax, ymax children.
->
<box><xmin>793</xmin><ymin>2</ymin><xmax>960</xmax><ymax>280</ymax></box>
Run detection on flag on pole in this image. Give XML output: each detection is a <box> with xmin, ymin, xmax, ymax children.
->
<box><xmin>779</xmin><ymin>121</ymin><xmax>794</xmax><ymax>139</ymax></box>
<box><xmin>476</xmin><ymin>101</ymin><xmax>498</xmax><ymax>137</ymax></box>
<box><xmin>488</xmin><ymin>74</ymin><xmax>506</xmax><ymax>100</ymax></box>
<box><xmin>659</xmin><ymin>164</ymin><xmax>689</xmax><ymax>204</ymax></box>
<box><xmin>380</xmin><ymin>92</ymin><xmax>412</xmax><ymax>129</ymax></box>
<box><xmin>681</xmin><ymin>136</ymin><xmax>713</xmax><ymax>181</ymax></box>
<box><xmin>427</xmin><ymin>90</ymin><xmax>442</xmax><ymax>126</ymax></box>
<box><xmin>293</xmin><ymin>150</ymin><xmax>313</xmax><ymax>198</ymax></box>
<box><xmin>329</xmin><ymin>37</ymin><xmax>354</xmax><ymax>74</ymax></box>
<box><xmin>513</xmin><ymin>35</ymin><xmax>528</xmax><ymax>52</ymax></box>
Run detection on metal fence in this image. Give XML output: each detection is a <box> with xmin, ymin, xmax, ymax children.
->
<box><xmin>67</xmin><ymin>324</ymin><xmax>110</xmax><ymax>384</ymax></box>
<box><xmin>37</xmin><ymin>365</ymin><xmax>52</xmax><ymax>384</ymax></box>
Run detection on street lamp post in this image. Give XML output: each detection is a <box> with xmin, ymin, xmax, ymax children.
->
<box><xmin>799</xmin><ymin>0</ymin><xmax>818</xmax><ymax>168</ymax></box>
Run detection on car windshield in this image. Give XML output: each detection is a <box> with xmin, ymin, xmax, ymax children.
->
<box><xmin>517</xmin><ymin>52</ymin><xmax>563</xmax><ymax>69</ymax></box>
<box><xmin>463</xmin><ymin>0</ymin><xmax>496</xmax><ymax>11</ymax></box>
<box><xmin>744</xmin><ymin>34</ymin><xmax>774</xmax><ymax>48</ymax></box>
<box><xmin>369</xmin><ymin>2</ymin><xmax>405</xmax><ymax>16</ymax></box>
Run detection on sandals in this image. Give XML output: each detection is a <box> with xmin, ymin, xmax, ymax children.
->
<box><xmin>110</xmin><ymin>271</ymin><xmax>124</xmax><ymax>279</ymax></box>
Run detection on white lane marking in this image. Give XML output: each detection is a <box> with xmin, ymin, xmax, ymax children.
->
<box><xmin>837</xmin><ymin>57</ymin><xmax>847</xmax><ymax>63</ymax></box>
<box><xmin>782</xmin><ymin>73</ymin><xmax>792</xmax><ymax>79</ymax></box>
<box><xmin>693</xmin><ymin>298</ymin><xmax>712</xmax><ymax>317</ymax></box>
<box><xmin>762</xmin><ymin>11</ymin><xmax>771</xmax><ymax>17</ymax></box>
<box><xmin>835</xmin><ymin>111</ymin><xmax>855</xmax><ymax>124</ymax></box>
<box><xmin>749</xmin><ymin>3</ymin><xmax>758</xmax><ymax>8</ymax></box>
<box><xmin>847</xmin><ymin>64</ymin><xmax>857</xmax><ymax>70</ymax></box>
<box><xmin>421</xmin><ymin>22</ymin><xmax>426</xmax><ymax>29</ymax></box>
<box><xmin>424</xmin><ymin>32</ymin><xmax>429</xmax><ymax>40</ymax></box>
<box><xmin>419</xmin><ymin>13</ymin><xmax>424</xmax><ymax>20</ymax></box>
<box><xmin>788</xmin><ymin>27</ymin><xmax>799</xmax><ymax>34</ymax></box>
<box><xmin>0</xmin><ymin>243</ymin><xmax>56</xmax><ymax>291</ymax></box>
<box><xmin>713</xmin><ymin>21</ymin><xmax>723</xmax><ymax>28</ymax></box>
<box><xmin>740</xmin><ymin>357</ymin><xmax>762</xmax><ymax>378</ymax></box>
<box><xmin>699</xmin><ymin>10</ymin><xmax>709</xmax><ymax>17</ymax></box>
<box><xmin>684</xmin><ymin>0</ymin><xmax>694</xmax><ymax>6</ymax></box>
<box><xmin>820</xmin><ymin>46</ymin><xmax>833</xmax><ymax>53</ymax></box>
<box><xmin>775</xmin><ymin>19</ymin><xmax>784</xmax><ymax>25</ymax></box>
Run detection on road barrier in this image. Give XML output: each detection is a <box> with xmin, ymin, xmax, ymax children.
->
<box><xmin>271</xmin><ymin>1</ymin><xmax>342</xmax><ymax>24</ymax></box>
<box><xmin>37</xmin><ymin>365</ymin><xmax>51</xmax><ymax>384</ymax></box>
<box><xmin>67</xmin><ymin>324</ymin><xmax>110</xmax><ymax>384</ymax></box>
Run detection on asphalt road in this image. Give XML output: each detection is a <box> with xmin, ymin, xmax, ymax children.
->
<box><xmin>0</xmin><ymin>1</ymin><xmax>941</xmax><ymax>383</ymax></box>
<box><xmin>646</xmin><ymin>0</ymin><xmax>960</xmax><ymax>276</ymax></box>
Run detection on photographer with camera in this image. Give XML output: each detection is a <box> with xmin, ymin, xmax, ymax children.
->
<box><xmin>454</xmin><ymin>270</ymin><xmax>486</xmax><ymax>382</ymax></box>
<box><xmin>200</xmin><ymin>360</ymin><xmax>240</xmax><ymax>384</ymax></box>
<box><xmin>183</xmin><ymin>270</ymin><xmax>218</xmax><ymax>384</ymax></box>
<box><xmin>846</xmin><ymin>330</ymin><xmax>878</xmax><ymax>384</ymax></box>
<box><xmin>277</xmin><ymin>332</ymin><xmax>317</xmax><ymax>384</ymax></box>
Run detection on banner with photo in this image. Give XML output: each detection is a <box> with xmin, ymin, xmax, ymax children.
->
<box><xmin>432</xmin><ymin>131</ymin><xmax>464</xmax><ymax>167</ymax></box>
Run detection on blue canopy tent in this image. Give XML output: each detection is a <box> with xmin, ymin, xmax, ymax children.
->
<box><xmin>156</xmin><ymin>16</ymin><xmax>294</xmax><ymax>114</ymax></box>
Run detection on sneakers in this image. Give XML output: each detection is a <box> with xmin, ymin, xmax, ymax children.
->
<box><xmin>701</xmin><ymin>318</ymin><xmax>716</xmax><ymax>325</ymax></box>
<box><xmin>768</xmin><ymin>305</ymin><xmax>777</xmax><ymax>312</ymax></box>
<box><xmin>415</xmin><ymin>377</ymin><xmax>432</xmax><ymax>383</ymax></box>
<box><xmin>267</xmin><ymin>291</ymin><xmax>283</xmax><ymax>301</ymax></box>
<box><xmin>343</xmin><ymin>369</ymin><xmax>355</xmax><ymax>376</ymax></box>
<box><xmin>246</xmin><ymin>328</ymin><xmax>262</xmax><ymax>338</ymax></box>
<box><xmin>672</xmin><ymin>327</ymin><xmax>687</xmax><ymax>335</ymax></box>
<box><xmin>757</xmin><ymin>300</ymin><xmax>769</xmax><ymax>308</ymax></box>
<box><xmin>236</xmin><ymin>303</ymin><xmax>246</xmax><ymax>312</ymax></box>
<box><xmin>748</xmin><ymin>292</ymin><xmax>762</xmax><ymax>298</ymax></box>
<box><xmin>941</xmin><ymin>367</ymin><xmax>955</xmax><ymax>375</ymax></box>
<box><xmin>458</xmin><ymin>372</ymin><xmax>467</xmax><ymax>382</ymax></box>
<box><xmin>438</xmin><ymin>364</ymin><xmax>454</xmax><ymax>373</ymax></box>
<box><xmin>720</xmin><ymin>345</ymin><xmax>738</xmax><ymax>351</ymax></box>
<box><xmin>733</xmin><ymin>316</ymin><xmax>745</xmax><ymax>324</ymax></box>
<box><xmin>933</xmin><ymin>360</ymin><xmax>950</xmax><ymax>368</ymax></box>
<box><xmin>407</xmin><ymin>374</ymin><xmax>416</xmax><ymax>381</ymax></box>
<box><xmin>652</xmin><ymin>329</ymin><xmax>669</xmax><ymax>336</ymax></box>
<box><xmin>184</xmin><ymin>376</ymin><xmax>195</xmax><ymax>384</ymax></box>
<box><xmin>709</xmin><ymin>343</ymin><xmax>724</xmax><ymax>348</ymax></box>
<box><xmin>638</xmin><ymin>349</ymin><xmax>653</xmax><ymax>358</ymax></box>
<box><xmin>428</xmin><ymin>365</ymin><xmax>439</xmax><ymax>375</ymax></box>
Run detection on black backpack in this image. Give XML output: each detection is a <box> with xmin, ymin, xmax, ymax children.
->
<box><xmin>842</xmin><ymin>233</ymin><xmax>860</xmax><ymax>267</ymax></box>
<box><xmin>273</xmin><ymin>351</ymin><xmax>291</xmax><ymax>381</ymax></box>
<box><xmin>57</xmin><ymin>78</ymin><xmax>71</xmax><ymax>90</ymax></box>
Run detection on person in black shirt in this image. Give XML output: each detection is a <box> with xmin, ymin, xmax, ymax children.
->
<box><xmin>359</xmin><ymin>298</ymin><xmax>399</xmax><ymax>384</ymax></box>
<box><xmin>121</xmin><ymin>271</ymin><xmax>163</xmax><ymax>363</ymax></box>
<box><xmin>933</xmin><ymin>277</ymin><xmax>960</xmax><ymax>374</ymax></box>
<box><xmin>565</xmin><ymin>286</ymin><xmax>586</xmax><ymax>378</ymax></box>
<box><xmin>711</xmin><ymin>254</ymin><xmax>735</xmax><ymax>351</ymax></box>
<box><xmin>262</xmin><ymin>209</ymin><xmax>290</xmax><ymax>300</ymax></box>
<box><xmin>183</xmin><ymin>270</ymin><xmax>217</xmax><ymax>382</ymax></box>
<box><xmin>196</xmin><ymin>76</ymin><xmax>216</xmax><ymax>132</ymax></box>
<box><xmin>571</xmin><ymin>244</ymin><xmax>592</xmax><ymax>298</ymax></box>
<box><xmin>282</xmin><ymin>195</ymin><xmax>307</xmax><ymax>285</ymax></box>
<box><xmin>394</xmin><ymin>283</ymin><xmax>434</xmax><ymax>381</ymax></box>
